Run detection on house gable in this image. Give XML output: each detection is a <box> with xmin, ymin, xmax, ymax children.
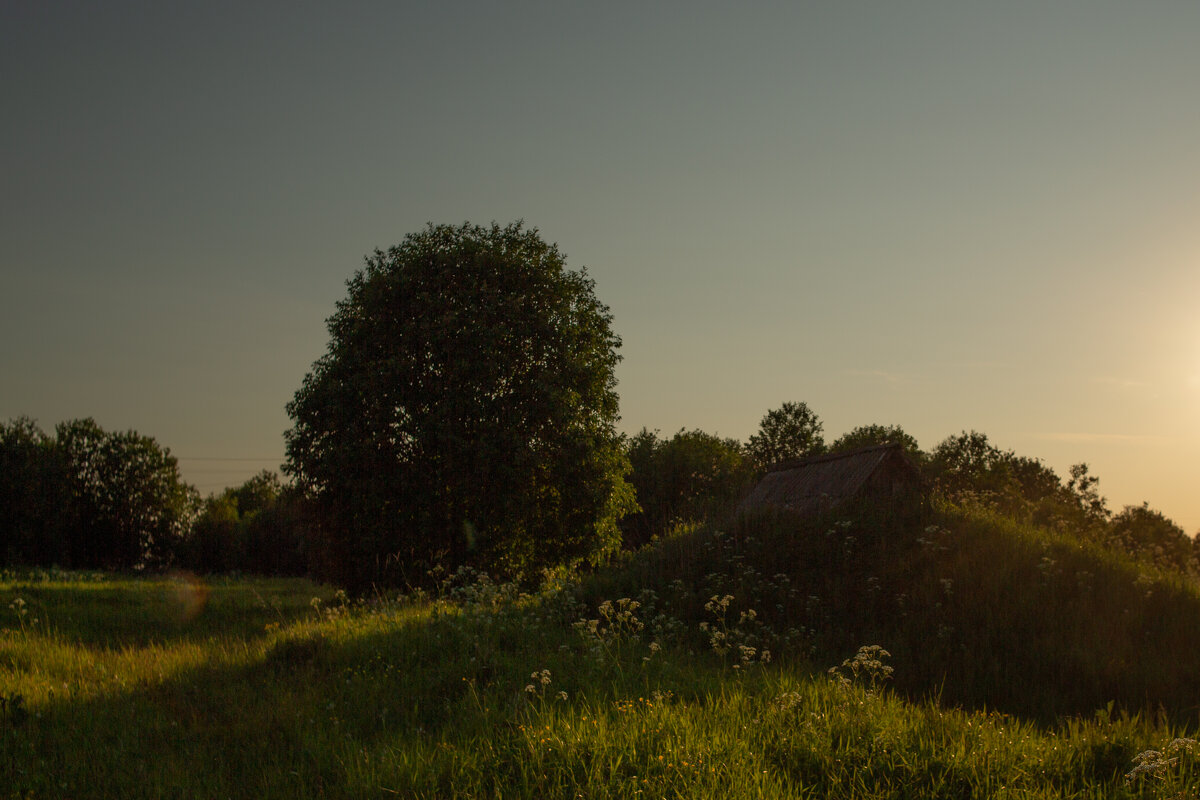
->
<box><xmin>738</xmin><ymin>444</ymin><xmax>923</xmax><ymax>517</ymax></box>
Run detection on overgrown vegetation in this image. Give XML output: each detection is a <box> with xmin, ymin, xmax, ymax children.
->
<box><xmin>5</xmin><ymin>502</ymin><xmax>1200</xmax><ymax>797</ymax></box>
<box><xmin>621</xmin><ymin>428</ymin><xmax>752</xmax><ymax>549</ymax></box>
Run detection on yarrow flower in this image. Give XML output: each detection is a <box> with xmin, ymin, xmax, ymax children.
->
<box><xmin>1126</xmin><ymin>738</ymin><xmax>1198</xmax><ymax>785</ymax></box>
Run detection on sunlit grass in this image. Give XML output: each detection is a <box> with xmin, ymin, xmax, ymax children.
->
<box><xmin>5</xmin><ymin>511</ymin><xmax>1200</xmax><ymax>797</ymax></box>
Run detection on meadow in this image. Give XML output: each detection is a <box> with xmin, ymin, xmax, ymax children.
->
<box><xmin>4</xmin><ymin>504</ymin><xmax>1200</xmax><ymax>798</ymax></box>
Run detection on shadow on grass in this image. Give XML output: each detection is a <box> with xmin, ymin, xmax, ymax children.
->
<box><xmin>0</xmin><ymin>593</ymin><xmax>592</xmax><ymax>797</ymax></box>
<box><xmin>0</xmin><ymin>576</ymin><xmax>335</xmax><ymax>648</ymax></box>
<box><xmin>2</xmin><ymin>580</ymin><xmax>795</xmax><ymax>798</ymax></box>
<box><xmin>9</xmin><ymin>506</ymin><xmax>1200</xmax><ymax>796</ymax></box>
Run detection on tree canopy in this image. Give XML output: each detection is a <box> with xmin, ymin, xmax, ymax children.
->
<box><xmin>830</xmin><ymin>424</ymin><xmax>922</xmax><ymax>460</ymax></box>
<box><xmin>284</xmin><ymin>222</ymin><xmax>635</xmax><ymax>589</ymax></box>
<box><xmin>179</xmin><ymin>470</ymin><xmax>308</xmax><ymax>576</ymax></box>
<box><xmin>622</xmin><ymin>428</ymin><xmax>752</xmax><ymax>546</ymax></box>
<box><xmin>0</xmin><ymin>417</ymin><xmax>196</xmax><ymax>569</ymax></box>
<box><xmin>745</xmin><ymin>401</ymin><xmax>825</xmax><ymax>469</ymax></box>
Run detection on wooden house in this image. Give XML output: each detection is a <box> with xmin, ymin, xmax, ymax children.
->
<box><xmin>737</xmin><ymin>444</ymin><xmax>925</xmax><ymax>518</ymax></box>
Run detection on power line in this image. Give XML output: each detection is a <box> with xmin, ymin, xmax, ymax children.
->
<box><xmin>189</xmin><ymin>470</ymin><xmax>278</xmax><ymax>474</ymax></box>
<box><xmin>175</xmin><ymin>457</ymin><xmax>281</xmax><ymax>462</ymax></box>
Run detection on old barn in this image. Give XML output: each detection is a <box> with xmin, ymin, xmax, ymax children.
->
<box><xmin>738</xmin><ymin>443</ymin><xmax>925</xmax><ymax>518</ymax></box>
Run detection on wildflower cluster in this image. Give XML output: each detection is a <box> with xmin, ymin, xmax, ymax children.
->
<box><xmin>435</xmin><ymin>566</ymin><xmax>524</xmax><ymax>611</ymax></box>
<box><xmin>828</xmin><ymin>645</ymin><xmax>894</xmax><ymax>694</ymax></box>
<box><xmin>524</xmin><ymin>668</ymin><xmax>554</xmax><ymax>699</ymax></box>
<box><xmin>691</xmin><ymin>527</ymin><xmax>821</xmax><ymax>658</ymax></box>
<box><xmin>825</xmin><ymin>519</ymin><xmax>858</xmax><ymax>559</ymax></box>
<box><xmin>771</xmin><ymin>691</ymin><xmax>804</xmax><ymax>712</ymax></box>
<box><xmin>698</xmin><ymin>594</ymin><xmax>770</xmax><ymax>669</ymax></box>
<box><xmin>6</xmin><ymin>596</ymin><xmax>36</xmax><ymax>634</ymax></box>
<box><xmin>915</xmin><ymin>524</ymin><xmax>952</xmax><ymax>554</ymax></box>
<box><xmin>574</xmin><ymin>597</ymin><xmax>650</xmax><ymax>666</ymax></box>
<box><xmin>1126</xmin><ymin>738</ymin><xmax>1199</xmax><ymax>786</ymax></box>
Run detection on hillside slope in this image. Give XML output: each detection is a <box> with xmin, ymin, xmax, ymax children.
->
<box><xmin>583</xmin><ymin>502</ymin><xmax>1200</xmax><ymax>722</ymax></box>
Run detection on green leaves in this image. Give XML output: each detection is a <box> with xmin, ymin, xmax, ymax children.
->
<box><xmin>285</xmin><ymin>222</ymin><xmax>634</xmax><ymax>589</ymax></box>
<box><xmin>746</xmin><ymin>401</ymin><xmax>825</xmax><ymax>470</ymax></box>
<box><xmin>0</xmin><ymin>417</ymin><xmax>196</xmax><ymax>570</ymax></box>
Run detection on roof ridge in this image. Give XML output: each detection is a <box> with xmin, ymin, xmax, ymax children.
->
<box><xmin>765</xmin><ymin>443</ymin><xmax>900</xmax><ymax>473</ymax></box>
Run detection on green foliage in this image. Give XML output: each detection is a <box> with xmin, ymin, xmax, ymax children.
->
<box><xmin>927</xmin><ymin>431</ymin><xmax>1095</xmax><ymax>533</ymax></box>
<box><xmin>927</xmin><ymin>430</ymin><xmax>1010</xmax><ymax>500</ymax></box>
<box><xmin>285</xmin><ymin>222</ymin><xmax>635</xmax><ymax>589</ymax></box>
<box><xmin>4</xmin><ymin>569</ymin><xmax>1200</xmax><ymax>798</ymax></box>
<box><xmin>0</xmin><ymin>417</ymin><xmax>197</xmax><ymax>570</ymax></box>
<box><xmin>829</xmin><ymin>423</ymin><xmax>923</xmax><ymax>461</ymax></box>
<box><xmin>179</xmin><ymin>472</ymin><xmax>309</xmax><ymax>576</ymax></box>
<box><xmin>56</xmin><ymin>419</ymin><xmax>199</xmax><ymax>569</ymax></box>
<box><xmin>1108</xmin><ymin>502</ymin><xmax>1193</xmax><ymax>574</ymax></box>
<box><xmin>230</xmin><ymin>469</ymin><xmax>281</xmax><ymax>520</ymax></box>
<box><xmin>745</xmin><ymin>401</ymin><xmax>825</xmax><ymax>470</ymax></box>
<box><xmin>926</xmin><ymin>431</ymin><xmax>1196</xmax><ymax>576</ymax></box>
<box><xmin>622</xmin><ymin>428</ymin><xmax>753</xmax><ymax>547</ymax></box>
<box><xmin>588</xmin><ymin>500</ymin><xmax>1200</xmax><ymax>724</ymax></box>
<box><xmin>1067</xmin><ymin>462</ymin><xmax>1111</xmax><ymax>523</ymax></box>
<box><xmin>186</xmin><ymin>492</ymin><xmax>242</xmax><ymax>573</ymax></box>
<box><xmin>0</xmin><ymin>418</ymin><xmax>69</xmax><ymax>567</ymax></box>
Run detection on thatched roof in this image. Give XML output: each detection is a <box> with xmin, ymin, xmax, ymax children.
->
<box><xmin>738</xmin><ymin>444</ymin><xmax>922</xmax><ymax>516</ymax></box>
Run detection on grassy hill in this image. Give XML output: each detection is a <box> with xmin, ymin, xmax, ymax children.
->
<box><xmin>4</xmin><ymin>504</ymin><xmax>1200</xmax><ymax>797</ymax></box>
<box><xmin>589</xmin><ymin>502</ymin><xmax>1200</xmax><ymax>722</ymax></box>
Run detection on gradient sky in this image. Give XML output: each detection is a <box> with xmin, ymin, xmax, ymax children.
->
<box><xmin>3</xmin><ymin>2</ymin><xmax>1198</xmax><ymax>529</ymax></box>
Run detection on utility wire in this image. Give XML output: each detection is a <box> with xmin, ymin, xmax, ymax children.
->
<box><xmin>175</xmin><ymin>456</ymin><xmax>281</xmax><ymax>461</ymax></box>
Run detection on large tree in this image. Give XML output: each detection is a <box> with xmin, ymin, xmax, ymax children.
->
<box><xmin>284</xmin><ymin>222</ymin><xmax>635</xmax><ymax>588</ymax></box>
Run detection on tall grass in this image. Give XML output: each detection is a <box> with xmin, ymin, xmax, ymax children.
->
<box><xmin>585</xmin><ymin>502</ymin><xmax>1200</xmax><ymax>722</ymax></box>
<box><xmin>4</xmin><ymin>506</ymin><xmax>1200</xmax><ymax>798</ymax></box>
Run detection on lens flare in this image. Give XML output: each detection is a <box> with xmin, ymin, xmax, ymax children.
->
<box><xmin>167</xmin><ymin>571</ymin><xmax>210</xmax><ymax>623</ymax></box>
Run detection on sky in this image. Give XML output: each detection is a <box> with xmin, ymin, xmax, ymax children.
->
<box><xmin>2</xmin><ymin>2</ymin><xmax>1198</xmax><ymax>530</ymax></box>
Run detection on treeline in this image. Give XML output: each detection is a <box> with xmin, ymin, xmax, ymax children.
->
<box><xmin>3</xmin><ymin>405</ymin><xmax>1195</xmax><ymax>581</ymax></box>
<box><xmin>0</xmin><ymin>417</ymin><xmax>306</xmax><ymax>575</ymax></box>
<box><xmin>1</xmin><ymin>417</ymin><xmax>194</xmax><ymax>569</ymax></box>
<box><xmin>924</xmin><ymin>429</ymin><xmax>1196</xmax><ymax>574</ymax></box>
<box><xmin>622</xmin><ymin>402</ymin><xmax>1198</xmax><ymax>577</ymax></box>
<box><xmin>180</xmin><ymin>470</ymin><xmax>310</xmax><ymax>576</ymax></box>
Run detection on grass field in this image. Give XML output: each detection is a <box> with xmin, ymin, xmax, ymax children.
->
<box><xmin>4</xmin><ymin>507</ymin><xmax>1200</xmax><ymax>798</ymax></box>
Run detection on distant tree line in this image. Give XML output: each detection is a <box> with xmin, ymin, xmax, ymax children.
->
<box><xmin>924</xmin><ymin>429</ymin><xmax>1197</xmax><ymax>574</ymax></box>
<box><xmin>4</xmin><ymin>222</ymin><xmax>1194</xmax><ymax>587</ymax></box>
<box><xmin>178</xmin><ymin>470</ymin><xmax>310</xmax><ymax>576</ymax></box>
<box><xmin>1</xmin><ymin>417</ymin><xmax>196</xmax><ymax>569</ymax></box>
<box><xmin>0</xmin><ymin>417</ymin><xmax>307</xmax><ymax>575</ymax></box>
<box><xmin>3</xmin><ymin>405</ymin><xmax>1195</xmax><ymax>582</ymax></box>
<box><xmin>621</xmin><ymin>401</ymin><xmax>1198</xmax><ymax>577</ymax></box>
